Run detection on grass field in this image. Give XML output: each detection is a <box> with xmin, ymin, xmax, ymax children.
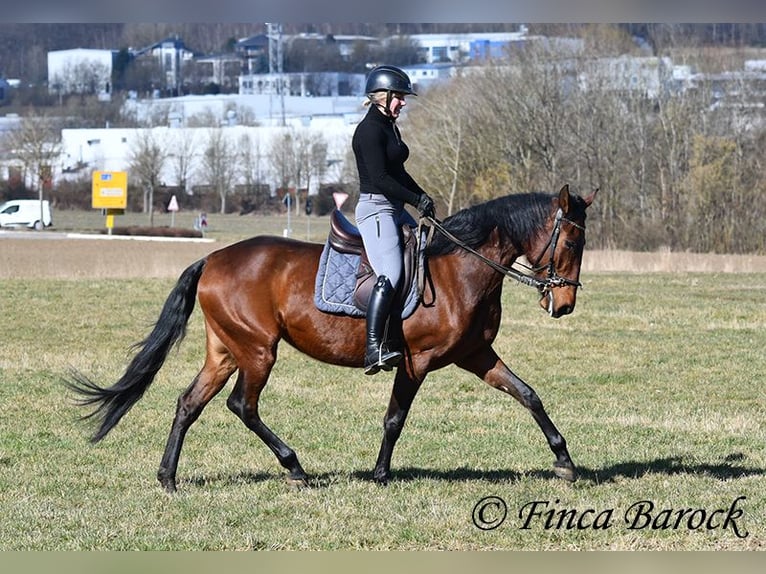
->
<box><xmin>0</xmin><ymin>216</ymin><xmax>764</xmax><ymax>550</ymax></box>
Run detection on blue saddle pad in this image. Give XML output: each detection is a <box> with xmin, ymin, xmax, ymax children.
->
<box><xmin>313</xmin><ymin>242</ymin><xmax>420</xmax><ymax>319</ymax></box>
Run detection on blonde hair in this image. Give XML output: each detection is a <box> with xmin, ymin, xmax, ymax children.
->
<box><xmin>363</xmin><ymin>92</ymin><xmax>388</xmax><ymax>107</ymax></box>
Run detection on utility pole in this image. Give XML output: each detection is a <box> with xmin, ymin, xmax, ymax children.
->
<box><xmin>267</xmin><ymin>22</ymin><xmax>286</xmax><ymax>127</ymax></box>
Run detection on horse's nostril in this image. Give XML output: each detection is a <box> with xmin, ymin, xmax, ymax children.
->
<box><xmin>552</xmin><ymin>304</ymin><xmax>574</xmax><ymax>318</ymax></box>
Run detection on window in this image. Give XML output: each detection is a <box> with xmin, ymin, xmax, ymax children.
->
<box><xmin>432</xmin><ymin>46</ymin><xmax>448</xmax><ymax>62</ymax></box>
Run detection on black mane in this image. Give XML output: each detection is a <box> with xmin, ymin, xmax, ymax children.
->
<box><xmin>426</xmin><ymin>192</ymin><xmax>556</xmax><ymax>256</ymax></box>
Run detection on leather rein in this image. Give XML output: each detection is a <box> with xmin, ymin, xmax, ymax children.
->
<box><xmin>421</xmin><ymin>207</ymin><xmax>585</xmax><ymax>296</ymax></box>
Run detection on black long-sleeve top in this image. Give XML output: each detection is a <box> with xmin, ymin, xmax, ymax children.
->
<box><xmin>352</xmin><ymin>104</ymin><xmax>425</xmax><ymax>206</ymax></box>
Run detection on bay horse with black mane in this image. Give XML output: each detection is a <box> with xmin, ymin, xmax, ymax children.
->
<box><xmin>66</xmin><ymin>184</ymin><xmax>596</xmax><ymax>493</ymax></box>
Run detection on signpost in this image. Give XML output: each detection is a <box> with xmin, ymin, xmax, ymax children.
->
<box><xmin>332</xmin><ymin>191</ymin><xmax>349</xmax><ymax>210</ymax></box>
<box><xmin>167</xmin><ymin>194</ymin><xmax>179</xmax><ymax>227</ymax></box>
<box><xmin>283</xmin><ymin>193</ymin><xmax>292</xmax><ymax>237</ymax></box>
<box><xmin>92</xmin><ymin>171</ymin><xmax>128</xmax><ymax>235</ymax></box>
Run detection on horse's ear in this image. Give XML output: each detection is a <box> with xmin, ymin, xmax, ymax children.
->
<box><xmin>558</xmin><ymin>184</ymin><xmax>570</xmax><ymax>212</ymax></box>
<box><xmin>583</xmin><ymin>188</ymin><xmax>598</xmax><ymax>208</ymax></box>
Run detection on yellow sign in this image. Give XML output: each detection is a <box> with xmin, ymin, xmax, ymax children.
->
<box><xmin>92</xmin><ymin>171</ymin><xmax>128</xmax><ymax>209</ymax></box>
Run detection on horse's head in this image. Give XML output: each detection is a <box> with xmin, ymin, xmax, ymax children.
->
<box><xmin>531</xmin><ymin>184</ymin><xmax>597</xmax><ymax>318</ymax></box>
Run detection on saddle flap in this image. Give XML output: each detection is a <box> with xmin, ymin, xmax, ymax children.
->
<box><xmin>353</xmin><ymin>224</ymin><xmax>417</xmax><ymax>312</ymax></box>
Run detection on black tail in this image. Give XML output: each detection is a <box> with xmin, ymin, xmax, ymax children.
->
<box><xmin>65</xmin><ymin>258</ymin><xmax>207</xmax><ymax>442</ymax></box>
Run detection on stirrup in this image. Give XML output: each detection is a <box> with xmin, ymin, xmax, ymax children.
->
<box><xmin>364</xmin><ymin>348</ymin><xmax>402</xmax><ymax>375</ymax></box>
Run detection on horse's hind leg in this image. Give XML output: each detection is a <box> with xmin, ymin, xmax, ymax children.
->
<box><xmin>226</xmin><ymin>350</ymin><xmax>309</xmax><ymax>487</ymax></box>
<box><xmin>457</xmin><ymin>346</ymin><xmax>577</xmax><ymax>482</ymax></box>
<box><xmin>157</xmin><ymin>346</ymin><xmax>237</xmax><ymax>493</ymax></box>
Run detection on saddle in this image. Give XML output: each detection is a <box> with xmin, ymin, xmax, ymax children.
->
<box><xmin>327</xmin><ymin>209</ymin><xmax>419</xmax><ymax>312</ymax></box>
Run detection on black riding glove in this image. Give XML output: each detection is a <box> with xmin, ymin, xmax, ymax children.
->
<box><xmin>416</xmin><ymin>193</ymin><xmax>435</xmax><ymax>219</ymax></box>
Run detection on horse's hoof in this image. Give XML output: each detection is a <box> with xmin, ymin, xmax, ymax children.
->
<box><xmin>285</xmin><ymin>475</ymin><xmax>309</xmax><ymax>490</ymax></box>
<box><xmin>158</xmin><ymin>477</ymin><xmax>177</xmax><ymax>493</ymax></box>
<box><xmin>553</xmin><ymin>462</ymin><xmax>578</xmax><ymax>482</ymax></box>
<box><xmin>372</xmin><ymin>470</ymin><xmax>390</xmax><ymax>485</ymax></box>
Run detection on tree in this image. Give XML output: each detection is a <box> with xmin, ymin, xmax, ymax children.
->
<box><xmin>405</xmin><ymin>75</ymin><xmax>491</xmax><ymax>215</ymax></box>
<box><xmin>238</xmin><ymin>132</ymin><xmax>269</xmax><ymax>210</ymax></box>
<box><xmin>268</xmin><ymin>129</ymin><xmax>298</xmax><ymax>202</ymax></box>
<box><xmin>683</xmin><ymin>135</ymin><xmax>737</xmax><ymax>253</ymax></box>
<box><xmin>202</xmin><ymin>127</ymin><xmax>236</xmax><ymax>213</ymax></box>
<box><xmin>169</xmin><ymin>129</ymin><xmax>198</xmax><ymax>195</ymax></box>
<box><xmin>292</xmin><ymin>130</ymin><xmax>328</xmax><ymax>213</ymax></box>
<box><xmin>127</xmin><ymin>128</ymin><xmax>168</xmax><ymax>225</ymax></box>
<box><xmin>2</xmin><ymin>111</ymin><xmax>62</xmax><ymax>223</ymax></box>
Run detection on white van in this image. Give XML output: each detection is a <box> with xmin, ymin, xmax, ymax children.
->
<box><xmin>0</xmin><ymin>199</ymin><xmax>53</xmax><ymax>230</ymax></box>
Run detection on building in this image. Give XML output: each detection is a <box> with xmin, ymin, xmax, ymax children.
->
<box><xmin>122</xmin><ymin>92</ymin><xmax>363</xmax><ymax>128</ymax></box>
<box><xmin>235</xmin><ymin>34</ymin><xmax>270</xmax><ymax>75</ymax></box>
<box><xmin>239</xmin><ymin>72</ymin><xmax>365</xmax><ymax>97</ymax></box>
<box><xmin>58</xmin><ymin>121</ymin><xmax>357</xmax><ymax>197</ymax></box>
<box><xmin>0</xmin><ymin>77</ymin><xmax>12</xmax><ymax>104</ymax></box>
<box><xmin>577</xmin><ymin>56</ymin><xmax>675</xmax><ymax>99</ymax></box>
<box><xmin>193</xmin><ymin>53</ymin><xmax>243</xmax><ymax>92</ymax></box>
<box><xmin>407</xmin><ymin>29</ymin><xmax>530</xmax><ymax>64</ymax></box>
<box><xmin>399</xmin><ymin>63</ymin><xmax>459</xmax><ymax>93</ymax></box>
<box><xmin>47</xmin><ymin>48</ymin><xmax>115</xmax><ymax>99</ymax></box>
<box><xmin>131</xmin><ymin>36</ymin><xmax>196</xmax><ymax>96</ymax></box>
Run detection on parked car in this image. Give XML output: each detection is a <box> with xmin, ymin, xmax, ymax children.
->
<box><xmin>0</xmin><ymin>199</ymin><xmax>53</xmax><ymax>230</ymax></box>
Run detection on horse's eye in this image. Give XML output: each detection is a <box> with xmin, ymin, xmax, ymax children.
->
<box><xmin>565</xmin><ymin>240</ymin><xmax>577</xmax><ymax>250</ymax></box>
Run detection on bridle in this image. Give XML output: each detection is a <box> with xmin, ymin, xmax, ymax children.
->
<box><xmin>524</xmin><ymin>207</ymin><xmax>586</xmax><ymax>293</ymax></box>
<box><xmin>422</xmin><ymin>207</ymin><xmax>586</xmax><ymax>296</ymax></box>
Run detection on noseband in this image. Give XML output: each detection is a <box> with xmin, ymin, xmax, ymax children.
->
<box><xmin>527</xmin><ymin>207</ymin><xmax>585</xmax><ymax>294</ymax></box>
<box><xmin>424</xmin><ymin>207</ymin><xmax>585</xmax><ymax>295</ymax></box>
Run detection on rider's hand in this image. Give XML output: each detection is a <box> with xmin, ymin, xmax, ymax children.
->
<box><xmin>416</xmin><ymin>193</ymin><xmax>435</xmax><ymax>219</ymax></box>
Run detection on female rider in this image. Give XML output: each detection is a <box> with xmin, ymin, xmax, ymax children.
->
<box><xmin>352</xmin><ymin>65</ymin><xmax>436</xmax><ymax>375</ymax></box>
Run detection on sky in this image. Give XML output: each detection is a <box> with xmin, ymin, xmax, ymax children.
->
<box><xmin>5</xmin><ymin>0</ymin><xmax>766</xmax><ymax>24</ymax></box>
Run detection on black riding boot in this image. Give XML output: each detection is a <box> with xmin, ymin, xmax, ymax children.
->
<box><xmin>364</xmin><ymin>275</ymin><xmax>403</xmax><ymax>375</ymax></box>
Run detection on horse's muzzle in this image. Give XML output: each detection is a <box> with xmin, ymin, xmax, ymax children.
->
<box><xmin>540</xmin><ymin>289</ymin><xmax>575</xmax><ymax>318</ymax></box>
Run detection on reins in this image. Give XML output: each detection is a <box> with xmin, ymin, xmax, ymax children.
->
<box><xmin>418</xmin><ymin>208</ymin><xmax>585</xmax><ymax>295</ymax></box>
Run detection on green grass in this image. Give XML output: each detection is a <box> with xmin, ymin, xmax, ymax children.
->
<box><xmin>0</xmin><ymin>272</ymin><xmax>764</xmax><ymax>550</ymax></box>
<box><xmin>50</xmin><ymin>208</ymin><xmax>332</xmax><ymax>245</ymax></box>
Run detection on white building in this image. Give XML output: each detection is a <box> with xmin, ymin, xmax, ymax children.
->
<box><xmin>578</xmin><ymin>56</ymin><xmax>675</xmax><ymax>99</ymax></box>
<box><xmin>58</xmin><ymin>119</ymin><xmax>359</xmax><ymax>196</ymax></box>
<box><xmin>406</xmin><ymin>29</ymin><xmax>530</xmax><ymax>64</ymax></box>
<box><xmin>47</xmin><ymin>48</ymin><xmax>115</xmax><ymax>99</ymax></box>
<box><xmin>122</xmin><ymin>92</ymin><xmax>364</xmax><ymax>128</ymax></box>
<box><xmin>238</xmin><ymin>72</ymin><xmax>365</xmax><ymax>97</ymax></box>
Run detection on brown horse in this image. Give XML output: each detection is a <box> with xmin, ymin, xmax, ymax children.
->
<box><xmin>67</xmin><ymin>184</ymin><xmax>596</xmax><ymax>493</ymax></box>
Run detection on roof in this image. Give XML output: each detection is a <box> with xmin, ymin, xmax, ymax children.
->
<box><xmin>236</xmin><ymin>34</ymin><xmax>270</xmax><ymax>50</ymax></box>
<box><xmin>132</xmin><ymin>36</ymin><xmax>190</xmax><ymax>58</ymax></box>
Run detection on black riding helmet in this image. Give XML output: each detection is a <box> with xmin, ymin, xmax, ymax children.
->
<box><xmin>365</xmin><ymin>65</ymin><xmax>416</xmax><ymax>117</ymax></box>
<box><xmin>365</xmin><ymin>65</ymin><xmax>417</xmax><ymax>96</ymax></box>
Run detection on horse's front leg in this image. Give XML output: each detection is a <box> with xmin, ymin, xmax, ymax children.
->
<box><xmin>372</xmin><ymin>367</ymin><xmax>424</xmax><ymax>484</ymax></box>
<box><xmin>456</xmin><ymin>346</ymin><xmax>577</xmax><ymax>482</ymax></box>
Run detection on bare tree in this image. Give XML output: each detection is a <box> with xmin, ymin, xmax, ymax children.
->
<box><xmin>268</xmin><ymin>129</ymin><xmax>298</xmax><ymax>204</ymax></box>
<box><xmin>127</xmin><ymin>128</ymin><xmax>168</xmax><ymax>225</ymax></box>
<box><xmin>169</xmin><ymin>129</ymin><xmax>198</xmax><ymax>195</ymax></box>
<box><xmin>238</xmin><ymin>131</ymin><xmax>269</xmax><ymax>210</ymax></box>
<box><xmin>405</xmin><ymin>76</ymin><xmax>487</xmax><ymax>215</ymax></box>
<box><xmin>2</xmin><ymin>111</ymin><xmax>62</xmax><ymax>223</ymax></box>
<box><xmin>292</xmin><ymin>130</ymin><xmax>328</xmax><ymax>213</ymax></box>
<box><xmin>50</xmin><ymin>59</ymin><xmax>111</xmax><ymax>101</ymax></box>
<box><xmin>202</xmin><ymin>128</ymin><xmax>236</xmax><ymax>213</ymax></box>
